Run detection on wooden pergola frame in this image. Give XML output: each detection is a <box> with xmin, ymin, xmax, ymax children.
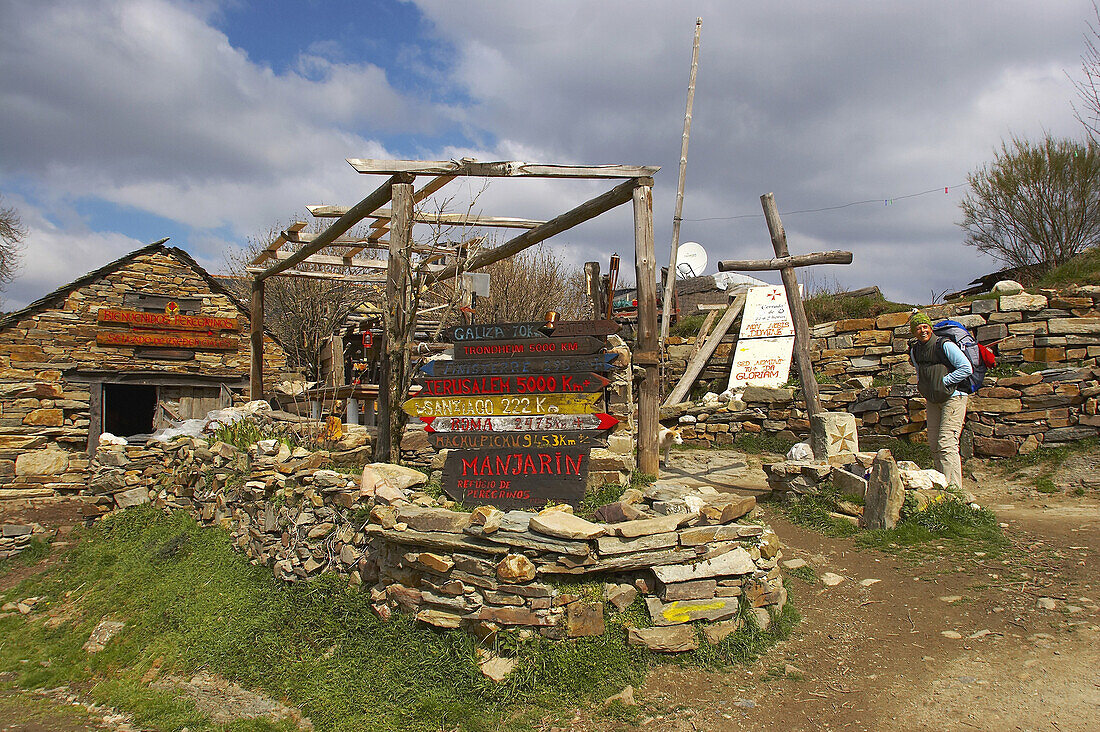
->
<box><xmin>249</xmin><ymin>157</ymin><xmax>662</xmax><ymax>473</ymax></box>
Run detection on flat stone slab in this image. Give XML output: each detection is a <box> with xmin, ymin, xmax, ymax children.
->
<box><xmin>528</xmin><ymin>512</ymin><xmax>605</xmax><ymax>540</ymax></box>
<box><xmin>612</xmin><ymin>513</ymin><xmax>694</xmax><ymax>538</ymax></box>
<box><xmin>627</xmin><ymin>625</ymin><xmax>698</xmax><ymax>652</ymax></box>
<box><xmin>645</xmin><ymin>596</ymin><xmax>739</xmax><ymax>626</ymax></box>
<box><xmin>596</xmin><ymin>532</ymin><xmax>678</xmax><ymax>556</ymax></box>
<box><xmin>651</xmin><ymin>547</ymin><xmax>754</xmax><ymax>584</ymax></box>
<box><xmin>397</xmin><ymin>507</ymin><xmax>472</xmax><ymax>533</ymax></box>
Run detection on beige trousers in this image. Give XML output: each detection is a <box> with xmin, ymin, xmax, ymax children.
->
<box><xmin>926</xmin><ymin>394</ymin><xmax>968</xmax><ymax>488</ymax></box>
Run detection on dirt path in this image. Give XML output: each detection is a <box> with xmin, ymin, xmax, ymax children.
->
<box><xmin>595</xmin><ymin>450</ymin><xmax>1100</xmax><ymax>732</ymax></box>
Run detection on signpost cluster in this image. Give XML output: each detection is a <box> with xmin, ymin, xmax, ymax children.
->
<box><xmin>404</xmin><ymin>319</ymin><xmax>622</xmax><ymax>510</ymax></box>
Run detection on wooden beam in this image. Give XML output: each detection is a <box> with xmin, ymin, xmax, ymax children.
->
<box><xmin>308</xmin><ymin>206</ymin><xmax>544</xmax><ymax>230</ymax></box>
<box><xmin>633</xmin><ymin>183</ymin><xmax>660</xmax><ymax>477</ymax></box>
<box><xmin>717</xmin><ymin>250</ymin><xmax>853</xmax><ymax>271</ymax></box>
<box><xmin>584</xmin><ymin>262</ymin><xmax>602</xmax><ymax>320</ymax></box>
<box><xmin>347</xmin><ymin>158</ymin><xmax>659</xmax><ymax>179</ymax></box>
<box><xmin>249</xmin><ymin>278</ymin><xmax>264</xmax><ymax>400</ymax></box>
<box><xmin>286</xmin><ymin>230</ymin><xmax>385</xmax><ymax>244</ymax></box>
<box><xmin>662</xmin><ymin>293</ymin><xmax>746</xmax><ymax>407</ymax></box>
<box><xmin>343</xmin><ymin>174</ymin><xmax>456</xmax><ymax>258</ymax></box>
<box><xmin>257</xmin><ymin>174</ymin><xmax>410</xmax><ymax>282</ymax></box>
<box><xmin>250</xmin><ymin>221</ymin><xmax>306</xmax><ymax>266</ymax></box>
<box><xmin>245</xmin><ymin>267</ymin><xmax>388</xmax><ymax>283</ymax></box>
<box><xmin>376</xmin><ymin>181</ymin><xmax>414</xmax><ymax>463</ymax></box>
<box><xmin>266</xmin><ymin>250</ymin><xmax>388</xmax><ymax>269</ymax></box>
<box><xmin>427</xmin><ymin>177</ymin><xmax>649</xmax><ymax>284</ymax></box>
<box><xmin>759</xmin><ymin>192</ymin><xmax>823</xmax><ymax>428</ymax></box>
<box><xmin>659</xmin><ymin>17</ymin><xmax>703</xmax><ymax>351</ymax></box>
<box><xmin>688</xmin><ymin>308</ymin><xmax>720</xmax><ymax>361</ymax></box>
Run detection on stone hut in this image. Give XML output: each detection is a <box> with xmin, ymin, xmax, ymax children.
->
<box><xmin>0</xmin><ymin>242</ymin><xmax>289</xmax><ymax>500</ymax></box>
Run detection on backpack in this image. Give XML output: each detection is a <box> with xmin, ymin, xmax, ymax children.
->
<box><xmin>929</xmin><ymin>319</ymin><xmax>996</xmax><ymax>394</ymax></box>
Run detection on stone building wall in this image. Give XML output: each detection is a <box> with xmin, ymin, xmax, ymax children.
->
<box><xmin>0</xmin><ymin>247</ymin><xmax>288</xmax><ymax>500</ymax></box>
<box><xmin>662</xmin><ymin>286</ymin><xmax>1100</xmax><ymax>457</ymax></box>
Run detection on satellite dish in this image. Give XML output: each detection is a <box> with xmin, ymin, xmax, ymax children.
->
<box><xmin>676</xmin><ymin>242</ymin><xmax>708</xmax><ymax>278</ymax></box>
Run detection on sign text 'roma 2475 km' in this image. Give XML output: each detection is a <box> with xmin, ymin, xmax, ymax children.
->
<box><xmin>410</xmin><ymin>320</ymin><xmax>618</xmax><ymax>509</ymax></box>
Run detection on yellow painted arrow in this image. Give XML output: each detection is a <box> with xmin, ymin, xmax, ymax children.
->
<box><xmin>661</xmin><ymin>599</ymin><xmax>729</xmax><ymax>625</ymax></box>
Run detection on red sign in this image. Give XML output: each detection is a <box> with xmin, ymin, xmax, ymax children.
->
<box><xmin>419</xmin><ymin>372</ymin><xmax>609</xmax><ymax>396</ymax></box>
<box><xmin>96</xmin><ymin>331</ymin><xmax>239</xmax><ymax>350</ymax></box>
<box><xmin>453</xmin><ymin>336</ymin><xmax>604</xmax><ymax>359</ymax></box>
<box><xmin>97</xmin><ymin>309</ymin><xmax>238</xmax><ymax>332</ymax></box>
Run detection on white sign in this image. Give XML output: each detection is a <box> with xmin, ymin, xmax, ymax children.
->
<box><xmin>727</xmin><ymin>336</ymin><xmax>796</xmax><ymax>390</ymax></box>
<box><xmin>739</xmin><ymin>285</ymin><xmax>798</xmax><ymax>339</ymax></box>
<box><xmin>727</xmin><ymin>285</ymin><xmax>799</xmax><ymax>390</ymax></box>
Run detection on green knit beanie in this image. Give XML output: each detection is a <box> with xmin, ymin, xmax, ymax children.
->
<box><xmin>909</xmin><ymin>309</ymin><xmax>933</xmax><ymax>333</ymax></box>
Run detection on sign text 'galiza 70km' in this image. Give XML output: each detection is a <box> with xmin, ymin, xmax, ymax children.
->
<box><xmin>402</xmin><ymin>392</ymin><xmax>601</xmax><ymax>419</ymax></box>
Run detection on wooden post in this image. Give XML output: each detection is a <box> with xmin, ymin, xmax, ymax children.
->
<box><xmin>376</xmin><ymin>181</ymin><xmax>414</xmax><ymax>463</ymax></box>
<box><xmin>584</xmin><ymin>262</ymin><xmax>602</xmax><ymax>320</ymax></box>
<box><xmin>662</xmin><ymin>293</ymin><xmax>746</xmax><ymax>407</ymax></box>
<box><xmin>759</xmin><ymin>193</ymin><xmax>823</xmax><ymax>423</ymax></box>
<box><xmin>633</xmin><ymin>182</ymin><xmax>660</xmax><ymax>476</ymax></box>
<box><xmin>249</xmin><ymin>278</ymin><xmax>264</xmax><ymax>401</ymax></box>
<box><xmin>659</xmin><ymin>17</ymin><xmax>703</xmax><ymax>352</ymax></box>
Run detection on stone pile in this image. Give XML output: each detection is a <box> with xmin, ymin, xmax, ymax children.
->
<box><xmin>0</xmin><ymin>521</ymin><xmax>50</xmax><ymax>559</ymax></box>
<box><xmin>89</xmin><ymin>436</ymin><xmax>785</xmax><ymax>650</ymax></box>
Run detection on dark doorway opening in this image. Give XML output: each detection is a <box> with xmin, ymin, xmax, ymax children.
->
<box><xmin>103</xmin><ymin>383</ymin><xmax>157</xmax><ymax>437</ymax></box>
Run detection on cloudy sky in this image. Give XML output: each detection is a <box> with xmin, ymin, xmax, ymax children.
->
<box><xmin>0</xmin><ymin>0</ymin><xmax>1091</xmax><ymax>309</ymax></box>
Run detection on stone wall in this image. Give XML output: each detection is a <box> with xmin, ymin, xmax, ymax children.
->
<box><xmin>662</xmin><ymin>286</ymin><xmax>1100</xmax><ymax>457</ymax></box>
<box><xmin>0</xmin><ymin>248</ymin><xmax>288</xmax><ymax>500</ymax></box>
<box><xmin>88</xmin><ymin>435</ymin><xmax>787</xmax><ymax>648</ymax></box>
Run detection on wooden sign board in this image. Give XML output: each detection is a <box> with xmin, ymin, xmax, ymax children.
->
<box><xmin>423</xmin><ymin>413</ymin><xmax>618</xmax><ymax>433</ymax></box>
<box><xmin>402</xmin><ymin>392</ymin><xmax>601</xmax><ymax>419</ymax></box>
<box><xmin>739</xmin><ymin>285</ymin><xmax>797</xmax><ymax>339</ymax></box>
<box><xmin>540</xmin><ymin>319</ymin><xmax>620</xmax><ymax>338</ymax></box>
<box><xmin>420</xmin><ymin>353</ymin><xmax>618</xmax><ymax>377</ymax></box>
<box><xmin>97</xmin><ymin>331</ymin><xmax>239</xmax><ymax>350</ymax></box>
<box><xmin>418</xmin><ymin>372</ymin><xmax>609</xmax><ymax>397</ymax></box>
<box><xmin>726</xmin><ymin>335</ymin><xmax>795</xmax><ymax>390</ymax></box>
<box><xmin>97</xmin><ymin>309</ymin><xmax>238</xmax><ymax>332</ymax></box>
<box><xmin>429</xmin><ymin>431</ymin><xmax>607</xmax><ymax>451</ymax></box>
<box><xmin>453</xmin><ymin>336</ymin><xmax>604</xmax><ymax>360</ymax></box>
<box><xmin>442</xmin><ymin>447</ymin><xmax>589</xmax><ymax>509</ymax></box>
<box><xmin>442</xmin><ymin>322</ymin><xmax>545</xmax><ymax>342</ymax></box>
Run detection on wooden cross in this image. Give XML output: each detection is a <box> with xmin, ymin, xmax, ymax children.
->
<box><xmin>717</xmin><ymin>193</ymin><xmax>852</xmax><ymax>442</ymax></box>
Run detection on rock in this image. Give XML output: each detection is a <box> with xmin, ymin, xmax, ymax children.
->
<box><xmin>1037</xmin><ymin>597</ymin><xmax>1058</xmax><ymax>611</ymax></box>
<box><xmin>603</xmin><ymin>685</ymin><xmax>636</xmax><ymax>707</ymax></box>
<box><xmin>83</xmin><ymin>618</ymin><xmax>126</xmax><ymax>653</ymax></box>
<box><xmin>565</xmin><ymin>601</ymin><xmax>605</xmax><ymax>637</ymax></box>
<box><xmin>702</xmin><ymin>617</ymin><xmax>743</xmax><ymax>643</ymax></box>
<box><xmin>528</xmin><ymin>512</ymin><xmax>605</xmax><ymax>540</ymax></box>
<box><xmin>367</xmin><ymin>463</ymin><xmax>428</xmax><ymax>491</ymax></box>
<box><xmin>115</xmin><ymin>487</ymin><xmax>151</xmax><ymax>508</ymax></box>
<box><xmin>660</xmin><ymin>579</ymin><xmax>717</xmax><ymax>602</ymax></box>
<box><xmin>652</xmin><ymin>547</ymin><xmax>754</xmax><ymax>584</ymax></box>
<box><xmin>939</xmin><ymin>595</ymin><xmax>962</xmax><ymax>603</ymax></box>
<box><xmin>992</xmin><ymin>279</ymin><xmax>1024</xmax><ymax>295</ymax></box>
<box><xmin>645</xmin><ymin>596</ymin><xmax>738</xmax><ymax>626</ymax></box>
<box><xmin>23</xmin><ymin>408</ymin><xmax>63</xmax><ymax>426</ymax></box>
<box><xmin>862</xmin><ymin>449</ymin><xmax>903</xmax><ymax>530</ymax></box>
<box><xmin>613</xmin><ymin>513</ymin><xmax>693</xmax><ymax>538</ymax></box>
<box><xmin>417</xmin><ymin>608</ymin><xmax>463</xmax><ymax>628</ymax></box>
<box><xmin>781</xmin><ymin>558</ymin><xmax>807</xmax><ymax>570</ymax></box>
<box><xmin>810</xmin><ymin>411</ymin><xmax>859</xmax><ymax>460</ymax></box>
<box><xmin>15</xmin><ymin>449</ymin><xmax>69</xmax><ymax>476</ymax></box>
<box><xmin>941</xmin><ymin>630</ymin><xmax>963</xmax><ymax>639</ymax></box>
<box><xmin>397</xmin><ymin>507</ymin><xmax>471</xmax><ymax>533</ymax></box>
<box><xmin>999</xmin><ymin>292</ymin><xmax>1047</xmax><ymax>312</ymax></box>
<box><xmin>409</xmin><ymin>552</ymin><xmax>455</xmax><ymax>574</ymax></box>
<box><xmin>821</xmin><ymin>572</ymin><xmax>845</xmax><ymax>586</ymax></box>
<box><xmin>469</xmin><ymin>505</ymin><xmax>504</xmax><ymax>533</ymax></box>
<box><xmin>719</xmin><ymin>496</ymin><xmax>757</xmax><ymax>523</ymax></box>
<box><xmin>495</xmin><ymin>554</ymin><xmax>537</xmax><ymax>583</ymax></box>
<box><xmin>750</xmin><ymin>607</ymin><xmax>771</xmax><ymax>631</ymax></box>
<box><xmin>593</xmin><ymin>501</ymin><xmax>643</xmax><ymax>524</ymax></box>
<box><xmin>627</xmin><ymin>625</ymin><xmax>698</xmax><ymax>652</ymax></box>
<box><xmin>479</xmin><ymin>654</ymin><xmax>516</xmax><ymax>682</ymax></box>
<box><xmin>832</xmin><ymin>469</ymin><xmax>868</xmax><ymax>500</ymax></box>
<box><xmin>784</xmin><ymin>663</ymin><xmax>804</xmax><ymax>677</ymax></box>
<box><xmin>604</xmin><ymin>583</ymin><xmax>638</xmax><ymax>611</ymax></box>
<box><xmin>859</xmin><ymin>578</ymin><xmax>881</xmax><ymax>587</ymax></box>
<box><xmin>597</xmin><ymin>532</ymin><xmax>678</xmax><ymax>555</ymax></box>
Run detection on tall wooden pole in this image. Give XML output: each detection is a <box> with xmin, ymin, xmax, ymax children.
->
<box><xmin>659</xmin><ymin>17</ymin><xmax>703</xmax><ymax>352</ymax></box>
<box><xmin>584</xmin><ymin>262</ymin><xmax>602</xmax><ymax>319</ymax></box>
<box><xmin>376</xmin><ymin>181</ymin><xmax>414</xmax><ymax>463</ymax></box>
<box><xmin>249</xmin><ymin>278</ymin><xmax>264</xmax><ymax>401</ymax></box>
<box><xmin>760</xmin><ymin>193</ymin><xmax>823</xmax><ymax>424</ymax></box>
<box><xmin>633</xmin><ymin>183</ymin><xmax>660</xmax><ymax>476</ymax></box>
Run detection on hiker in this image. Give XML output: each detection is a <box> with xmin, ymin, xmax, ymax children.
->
<box><xmin>909</xmin><ymin>310</ymin><xmax>972</xmax><ymax>489</ymax></box>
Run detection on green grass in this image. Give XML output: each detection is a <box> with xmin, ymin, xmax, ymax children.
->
<box><xmin>779</xmin><ymin>488</ymin><xmax>860</xmax><ymax>539</ymax></box>
<box><xmin>1035</xmin><ymin>477</ymin><xmax>1059</xmax><ymax>494</ymax></box>
<box><xmin>669</xmin><ymin>315</ymin><xmax>707</xmax><ymax>338</ymax></box>
<box><xmin>802</xmin><ymin>290</ymin><xmax>911</xmax><ymax>327</ymax></box>
<box><xmin>0</xmin><ymin>508</ymin><xmax>796</xmax><ymax>731</ymax></box>
<box><xmin>859</xmin><ymin>437</ymin><xmax>933</xmax><ymax>469</ymax></box>
<box><xmin>0</xmin><ymin>537</ymin><xmax>52</xmax><ymax>571</ymax></box>
<box><xmin>733</xmin><ymin>433</ymin><xmax>795</xmax><ymax>456</ymax></box>
<box><xmin>579</xmin><ymin>482</ymin><xmax>626</xmax><ymax>519</ymax></box>
<box><xmin>998</xmin><ymin>437</ymin><xmax>1098</xmax><ymax>471</ymax></box>
<box><xmin>785</xmin><ymin>565</ymin><xmax>818</xmax><ymax>584</ymax></box>
<box><xmin>1037</xmin><ymin>246</ymin><xmax>1100</xmax><ymax>287</ymax></box>
<box><xmin>856</xmin><ymin>499</ymin><xmax>1009</xmax><ymax>558</ymax></box>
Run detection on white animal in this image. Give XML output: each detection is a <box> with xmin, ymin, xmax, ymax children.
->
<box><xmin>658</xmin><ymin>426</ymin><xmax>683</xmax><ymax>467</ymax></box>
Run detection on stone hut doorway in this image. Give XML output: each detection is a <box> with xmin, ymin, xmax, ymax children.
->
<box><xmin>102</xmin><ymin>383</ymin><xmax>156</xmax><ymax>437</ymax></box>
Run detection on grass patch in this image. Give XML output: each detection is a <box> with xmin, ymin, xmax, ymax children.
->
<box><xmin>579</xmin><ymin>483</ymin><xmax>626</xmax><ymax>519</ymax></box>
<box><xmin>802</xmin><ymin>289</ymin><xmax>911</xmax><ymax>327</ymax></box>
<box><xmin>785</xmin><ymin>564</ymin><xmax>817</xmax><ymax>584</ymax></box>
<box><xmin>1037</xmin><ymin>246</ymin><xmax>1100</xmax><ymax>288</ymax></box>
<box><xmin>998</xmin><ymin>437</ymin><xmax>1099</xmax><ymax>471</ymax></box>
<box><xmin>1035</xmin><ymin>477</ymin><xmax>1059</xmax><ymax>494</ymax></box>
<box><xmin>856</xmin><ymin>498</ymin><xmax>1009</xmax><ymax>558</ymax></box>
<box><xmin>733</xmin><ymin>433</ymin><xmax>795</xmax><ymax>456</ymax></box>
<box><xmin>669</xmin><ymin>315</ymin><xmax>706</xmax><ymax>338</ymax></box>
<box><xmin>859</xmin><ymin>436</ymin><xmax>933</xmax><ymax>468</ymax></box>
<box><xmin>0</xmin><ymin>508</ymin><xmax>795</xmax><ymax>731</ymax></box>
<box><xmin>779</xmin><ymin>487</ymin><xmax>860</xmax><ymax>538</ymax></box>
<box><xmin>0</xmin><ymin>537</ymin><xmax>52</xmax><ymax>571</ymax></box>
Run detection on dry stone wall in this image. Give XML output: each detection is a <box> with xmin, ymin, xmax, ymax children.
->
<box><xmin>88</xmin><ymin>435</ymin><xmax>786</xmax><ymax>648</ymax></box>
<box><xmin>664</xmin><ymin>286</ymin><xmax>1100</xmax><ymax>457</ymax></box>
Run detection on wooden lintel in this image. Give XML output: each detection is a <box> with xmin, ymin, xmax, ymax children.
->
<box><xmin>307</xmin><ymin>205</ymin><xmax>544</xmax><ymax>230</ymax></box>
<box><xmin>286</xmin><ymin>231</ymin><xmax>384</xmax><ymax>245</ymax></box>
<box><xmin>347</xmin><ymin>158</ymin><xmax>659</xmax><ymax>179</ymax></box>
<box><xmin>246</xmin><ymin>267</ymin><xmax>387</xmax><ymax>283</ymax></box>
<box><xmin>718</xmin><ymin>250</ymin><xmax>853</xmax><ymax>272</ymax></box>
<box><xmin>267</xmin><ymin>250</ymin><xmax>387</xmax><ymax>269</ymax></box>
<box><xmin>426</xmin><ymin>177</ymin><xmax>647</xmax><ymax>285</ymax></box>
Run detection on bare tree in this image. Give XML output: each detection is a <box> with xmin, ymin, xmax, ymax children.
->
<box><xmin>958</xmin><ymin>134</ymin><xmax>1100</xmax><ymax>272</ymax></box>
<box><xmin>1073</xmin><ymin>2</ymin><xmax>1100</xmax><ymax>140</ymax></box>
<box><xmin>472</xmin><ymin>244</ymin><xmax>588</xmax><ymax>322</ymax></box>
<box><xmin>0</xmin><ymin>195</ymin><xmax>26</xmax><ymax>295</ymax></box>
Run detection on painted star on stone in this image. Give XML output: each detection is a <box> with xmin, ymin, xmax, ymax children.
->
<box><xmin>829</xmin><ymin>424</ymin><xmax>857</xmax><ymax>453</ymax></box>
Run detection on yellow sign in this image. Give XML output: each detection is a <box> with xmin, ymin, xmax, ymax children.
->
<box><xmin>402</xmin><ymin>393</ymin><xmax>601</xmax><ymax>419</ymax></box>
